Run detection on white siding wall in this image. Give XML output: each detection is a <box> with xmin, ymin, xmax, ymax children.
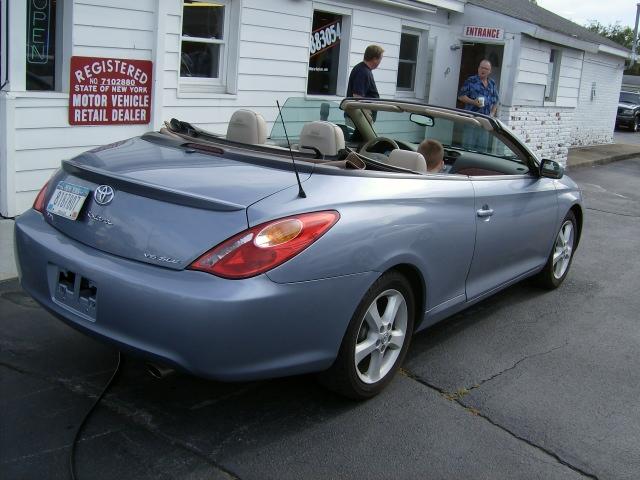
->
<box><xmin>10</xmin><ymin>0</ymin><xmax>156</xmax><ymax>215</ymax></box>
<box><xmin>4</xmin><ymin>0</ymin><xmax>451</xmax><ymax>216</ymax></box>
<box><xmin>162</xmin><ymin>0</ymin><xmax>446</xmax><ymax>134</ymax></box>
<box><xmin>570</xmin><ymin>52</ymin><xmax>623</xmax><ymax>146</ymax></box>
<box><xmin>162</xmin><ymin>0</ymin><xmax>312</xmax><ymax>134</ymax></box>
<box><xmin>514</xmin><ymin>36</ymin><xmax>583</xmax><ymax>108</ymax></box>
<box><xmin>350</xmin><ymin>10</ymin><xmax>401</xmax><ymax>98</ymax></box>
<box><xmin>0</xmin><ymin>0</ymin><xmax>623</xmax><ymax>216</ymax></box>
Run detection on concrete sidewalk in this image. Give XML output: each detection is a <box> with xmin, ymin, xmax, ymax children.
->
<box><xmin>1</xmin><ymin>140</ymin><xmax>639</xmax><ymax>281</ymax></box>
<box><xmin>1</xmin><ymin>218</ymin><xmax>16</xmax><ymax>281</ymax></box>
<box><xmin>567</xmin><ymin>142</ymin><xmax>640</xmax><ymax>170</ymax></box>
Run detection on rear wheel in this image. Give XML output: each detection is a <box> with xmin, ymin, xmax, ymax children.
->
<box><xmin>318</xmin><ymin>271</ymin><xmax>415</xmax><ymax>399</ymax></box>
<box><xmin>536</xmin><ymin>211</ymin><xmax>577</xmax><ymax>289</ymax></box>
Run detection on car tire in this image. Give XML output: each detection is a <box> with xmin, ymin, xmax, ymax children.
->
<box><xmin>318</xmin><ymin>271</ymin><xmax>415</xmax><ymax>400</ymax></box>
<box><xmin>634</xmin><ymin>116</ymin><xmax>640</xmax><ymax>132</ymax></box>
<box><xmin>535</xmin><ymin>210</ymin><xmax>577</xmax><ymax>289</ymax></box>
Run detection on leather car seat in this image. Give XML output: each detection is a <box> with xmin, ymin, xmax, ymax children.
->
<box><xmin>299</xmin><ymin>121</ymin><xmax>346</xmax><ymax>156</ymax></box>
<box><xmin>226</xmin><ymin>109</ymin><xmax>268</xmax><ymax>144</ymax></box>
<box><xmin>387</xmin><ymin>149</ymin><xmax>428</xmax><ymax>173</ymax></box>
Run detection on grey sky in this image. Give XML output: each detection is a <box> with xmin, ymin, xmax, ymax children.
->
<box><xmin>536</xmin><ymin>0</ymin><xmax>637</xmax><ymax>29</ymax></box>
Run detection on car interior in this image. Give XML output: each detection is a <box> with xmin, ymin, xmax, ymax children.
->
<box><xmin>160</xmin><ymin>98</ymin><xmax>536</xmax><ymax>177</ymax></box>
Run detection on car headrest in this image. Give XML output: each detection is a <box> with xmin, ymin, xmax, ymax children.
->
<box><xmin>226</xmin><ymin>109</ymin><xmax>267</xmax><ymax>144</ymax></box>
<box><xmin>299</xmin><ymin>121</ymin><xmax>345</xmax><ymax>156</ymax></box>
<box><xmin>387</xmin><ymin>149</ymin><xmax>427</xmax><ymax>173</ymax></box>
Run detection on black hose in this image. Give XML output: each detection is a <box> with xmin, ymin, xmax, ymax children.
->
<box><xmin>69</xmin><ymin>351</ymin><xmax>122</xmax><ymax>480</ymax></box>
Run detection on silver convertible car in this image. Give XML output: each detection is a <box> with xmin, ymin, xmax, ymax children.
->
<box><xmin>15</xmin><ymin>98</ymin><xmax>582</xmax><ymax>399</ymax></box>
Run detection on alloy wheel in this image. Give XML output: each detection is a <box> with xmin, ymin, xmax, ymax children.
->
<box><xmin>552</xmin><ymin>220</ymin><xmax>574</xmax><ymax>279</ymax></box>
<box><xmin>354</xmin><ymin>289</ymin><xmax>408</xmax><ymax>384</ymax></box>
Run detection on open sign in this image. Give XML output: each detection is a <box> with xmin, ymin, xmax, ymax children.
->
<box><xmin>27</xmin><ymin>0</ymin><xmax>53</xmax><ymax>65</ymax></box>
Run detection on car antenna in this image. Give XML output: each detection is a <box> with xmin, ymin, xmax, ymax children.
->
<box><xmin>276</xmin><ymin>100</ymin><xmax>307</xmax><ymax>199</ymax></box>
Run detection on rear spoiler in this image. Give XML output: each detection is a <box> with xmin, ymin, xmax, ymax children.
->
<box><xmin>62</xmin><ymin>160</ymin><xmax>246</xmax><ymax>212</ymax></box>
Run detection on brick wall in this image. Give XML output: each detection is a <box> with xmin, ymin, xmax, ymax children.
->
<box><xmin>570</xmin><ymin>53</ymin><xmax>623</xmax><ymax>147</ymax></box>
<box><xmin>498</xmin><ymin>52</ymin><xmax>624</xmax><ymax>166</ymax></box>
<box><xmin>497</xmin><ymin>106</ymin><xmax>575</xmax><ymax>165</ymax></box>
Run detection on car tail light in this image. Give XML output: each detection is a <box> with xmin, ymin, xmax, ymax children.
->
<box><xmin>33</xmin><ymin>180</ymin><xmax>51</xmax><ymax>213</ymax></box>
<box><xmin>189</xmin><ymin>210</ymin><xmax>340</xmax><ymax>279</ymax></box>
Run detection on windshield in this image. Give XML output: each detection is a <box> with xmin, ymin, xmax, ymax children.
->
<box><xmin>372</xmin><ymin>110</ymin><xmax>520</xmax><ymax>161</ymax></box>
<box><xmin>620</xmin><ymin>92</ymin><xmax>640</xmax><ymax>104</ymax></box>
<box><xmin>270</xmin><ymin>97</ymin><xmax>357</xmax><ymax>143</ymax></box>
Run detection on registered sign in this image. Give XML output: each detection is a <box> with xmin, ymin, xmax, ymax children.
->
<box><xmin>69</xmin><ymin>56</ymin><xmax>153</xmax><ymax>126</ymax></box>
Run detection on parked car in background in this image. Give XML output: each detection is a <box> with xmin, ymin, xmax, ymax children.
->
<box><xmin>15</xmin><ymin>98</ymin><xmax>583</xmax><ymax>399</ymax></box>
<box><xmin>617</xmin><ymin>91</ymin><xmax>640</xmax><ymax>131</ymax></box>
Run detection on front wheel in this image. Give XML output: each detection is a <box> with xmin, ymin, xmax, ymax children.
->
<box><xmin>318</xmin><ymin>271</ymin><xmax>415</xmax><ymax>399</ymax></box>
<box><xmin>535</xmin><ymin>211</ymin><xmax>577</xmax><ymax>289</ymax></box>
<box><xmin>634</xmin><ymin>116</ymin><xmax>640</xmax><ymax>132</ymax></box>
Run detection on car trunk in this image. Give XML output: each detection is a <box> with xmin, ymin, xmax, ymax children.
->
<box><xmin>42</xmin><ymin>134</ymin><xmax>309</xmax><ymax>270</ymax></box>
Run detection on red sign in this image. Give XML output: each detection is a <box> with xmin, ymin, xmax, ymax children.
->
<box><xmin>463</xmin><ymin>25</ymin><xmax>504</xmax><ymax>40</ymax></box>
<box><xmin>69</xmin><ymin>56</ymin><xmax>153</xmax><ymax>125</ymax></box>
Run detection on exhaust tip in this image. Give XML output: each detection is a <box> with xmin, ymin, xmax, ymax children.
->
<box><xmin>145</xmin><ymin>362</ymin><xmax>175</xmax><ymax>380</ymax></box>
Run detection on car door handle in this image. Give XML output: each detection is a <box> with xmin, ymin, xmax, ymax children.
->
<box><xmin>477</xmin><ymin>206</ymin><xmax>494</xmax><ymax>218</ymax></box>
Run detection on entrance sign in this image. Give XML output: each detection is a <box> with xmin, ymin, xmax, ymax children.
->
<box><xmin>69</xmin><ymin>56</ymin><xmax>153</xmax><ymax>125</ymax></box>
<box><xmin>463</xmin><ymin>26</ymin><xmax>504</xmax><ymax>41</ymax></box>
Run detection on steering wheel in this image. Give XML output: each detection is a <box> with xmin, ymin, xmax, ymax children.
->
<box><xmin>359</xmin><ymin>136</ymin><xmax>399</xmax><ymax>155</ymax></box>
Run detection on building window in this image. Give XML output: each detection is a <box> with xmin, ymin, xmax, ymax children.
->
<box><xmin>26</xmin><ymin>0</ymin><xmax>58</xmax><ymax>91</ymax></box>
<box><xmin>545</xmin><ymin>48</ymin><xmax>561</xmax><ymax>101</ymax></box>
<box><xmin>180</xmin><ymin>0</ymin><xmax>233</xmax><ymax>93</ymax></box>
<box><xmin>307</xmin><ymin>10</ymin><xmax>349</xmax><ymax>96</ymax></box>
<box><xmin>397</xmin><ymin>32</ymin><xmax>419</xmax><ymax>91</ymax></box>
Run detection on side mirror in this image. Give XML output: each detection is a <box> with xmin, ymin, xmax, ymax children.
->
<box><xmin>540</xmin><ymin>159</ymin><xmax>564</xmax><ymax>179</ymax></box>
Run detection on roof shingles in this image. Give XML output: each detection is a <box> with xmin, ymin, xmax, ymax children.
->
<box><xmin>466</xmin><ymin>0</ymin><xmax>630</xmax><ymax>52</ymax></box>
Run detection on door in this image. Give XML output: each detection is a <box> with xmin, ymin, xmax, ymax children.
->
<box><xmin>456</xmin><ymin>42</ymin><xmax>504</xmax><ymax>108</ymax></box>
<box><xmin>465</xmin><ymin>175</ymin><xmax>558</xmax><ymax>300</ymax></box>
<box><xmin>453</xmin><ymin>43</ymin><xmax>504</xmax><ymax>147</ymax></box>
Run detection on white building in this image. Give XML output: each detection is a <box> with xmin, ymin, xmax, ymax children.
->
<box><xmin>455</xmin><ymin>0</ymin><xmax>629</xmax><ymax>159</ymax></box>
<box><xmin>0</xmin><ymin>0</ymin><xmax>629</xmax><ymax>217</ymax></box>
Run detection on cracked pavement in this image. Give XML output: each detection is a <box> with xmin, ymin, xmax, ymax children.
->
<box><xmin>2</xmin><ymin>159</ymin><xmax>640</xmax><ymax>479</ymax></box>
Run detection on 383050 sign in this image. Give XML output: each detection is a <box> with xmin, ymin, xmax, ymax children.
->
<box><xmin>309</xmin><ymin>20</ymin><xmax>342</xmax><ymax>57</ymax></box>
<box><xmin>69</xmin><ymin>56</ymin><xmax>153</xmax><ymax>126</ymax></box>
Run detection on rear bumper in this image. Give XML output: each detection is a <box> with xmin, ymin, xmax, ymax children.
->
<box><xmin>15</xmin><ymin>210</ymin><xmax>376</xmax><ymax>381</ymax></box>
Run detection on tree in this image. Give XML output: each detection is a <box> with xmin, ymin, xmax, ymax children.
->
<box><xmin>585</xmin><ymin>21</ymin><xmax>640</xmax><ymax>75</ymax></box>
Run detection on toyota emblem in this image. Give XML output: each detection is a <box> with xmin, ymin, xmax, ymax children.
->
<box><xmin>94</xmin><ymin>185</ymin><xmax>115</xmax><ymax>206</ymax></box>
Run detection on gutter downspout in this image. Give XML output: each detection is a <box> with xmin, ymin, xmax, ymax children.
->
<box><xmin>632</xmin><ymin>3</ymin><xmax>640</xmax><ymax>66</ymax></box>
<box><xmin>0</xmin><ymin>0</ymin><xmax>8</xmax><ymax>90</ymax></box>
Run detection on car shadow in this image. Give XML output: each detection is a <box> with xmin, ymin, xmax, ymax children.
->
<box><xmin>2</xmin><ymin>276</ymin><xmax>557</xmax><ymax>476</ymax></box>
<box><xmin>409</xmin><ymin>279</ymin><xmax>548</xmax><ymax>353</ymax></box>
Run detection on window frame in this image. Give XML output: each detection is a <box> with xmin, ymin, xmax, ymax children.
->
<box><xmin>396</xmin><ymin>31</ymin><xmax>420</xmax><ymax>92</ymax></box>
<box><xmin>13</xmin><ymin>0</ymin><xmax>71</xmax><ymax>93</ymax></box>
<box><xmin>305</xmin><ymin>4</ymin><xmax>352</xmax><ymax>99</ymax></box>
<box><xmin>179</xmin><ymin>0</ymin><xmax>233</xmax><ymax>94</ymax></box>
<box><xmin>544</xmin><ymin>48</ymin><xmax>562</xmax><ymax>102</ymax></box>
<box><xmin>24</xmin><ymin>0</ymin><xmax>62</xmax><ymax>91</ymax></box>
<box><xmin>395</xmin><ymin>25</ymin><xmax>429</xmax><ymax>100</ymax></box>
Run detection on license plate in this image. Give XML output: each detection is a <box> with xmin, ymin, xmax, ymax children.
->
<box><xmin>46</xmin><ymin>182</ymin><xmax>91</xmax><ymax>220</ymax></box>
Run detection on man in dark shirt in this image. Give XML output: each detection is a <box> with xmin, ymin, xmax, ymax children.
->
<box><xmin>347</xmin><ymin>44</ymin><xmax>384</xmax><ymax>98</ymax></box>
<box><xmin>346</xmin><ymin>45</ymin><xmax>383</xmax><ymax>124</ymax></box>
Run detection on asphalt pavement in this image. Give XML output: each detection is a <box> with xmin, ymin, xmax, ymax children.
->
<box><xmin>2</xmin><ymin>158</ymin><xmax>640</xmax><ymax>480</ymax></box>
<box><xmin>614</xmin><ymin>130</ymin><xmax>640</xmax><ymax>146</ymax></box>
